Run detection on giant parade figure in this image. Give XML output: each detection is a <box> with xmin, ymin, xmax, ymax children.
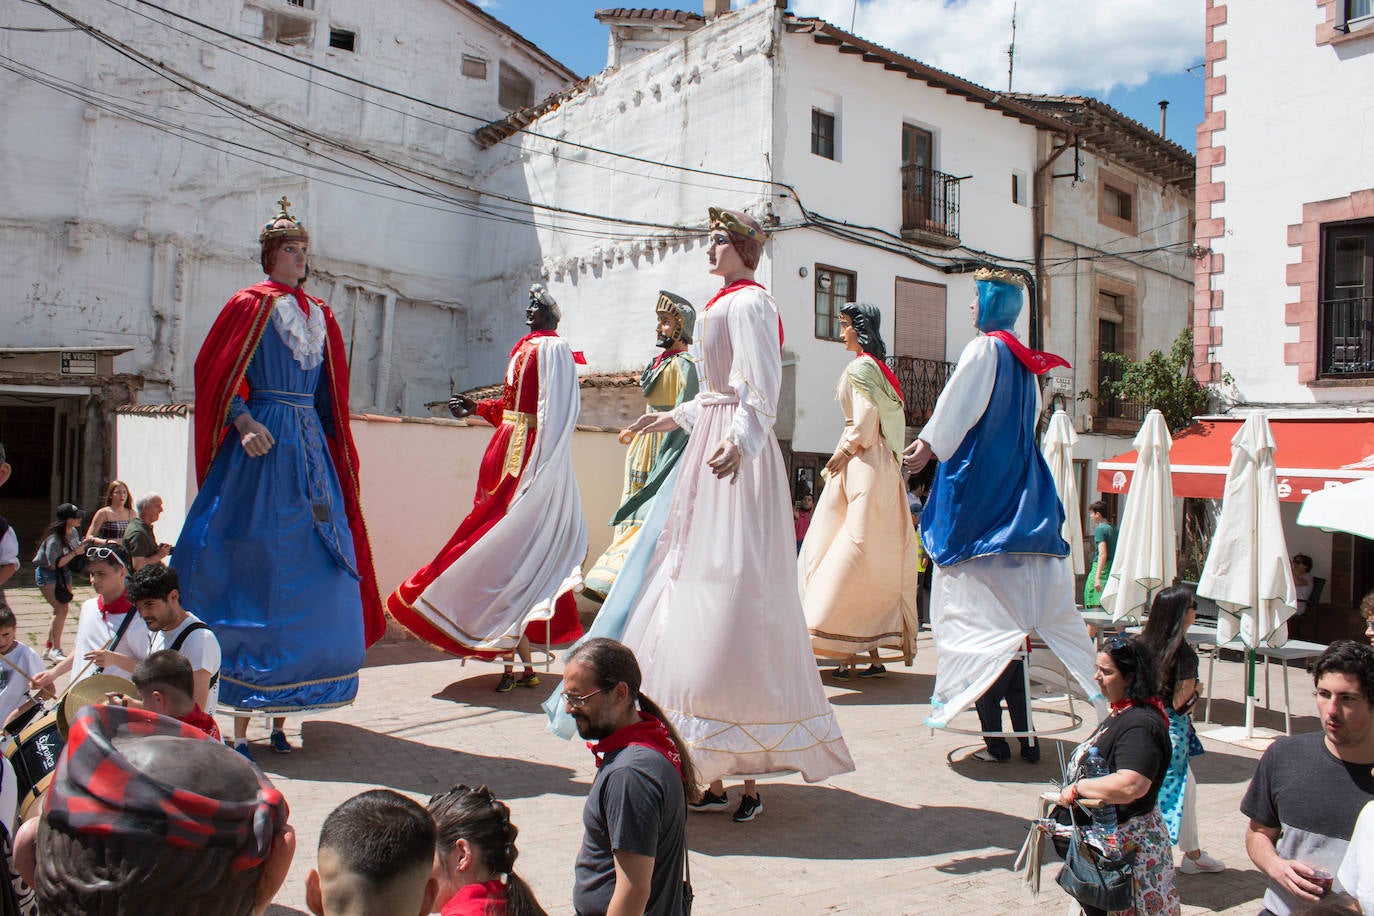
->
<box><xmin>801</xmin><ymin>302</ymin><xmax>919</xmax><ymax>679</ymax></box>
<box><xmin>903</xmin><ymin>268</ymin><xmax>1102</xmax><ymax>729</ymax></box>
<box><xmin>388</xmin><ymin>283</ymin><xmax>586</xmax><ymax>692</ymax></box>
<box><xmin>592</xmin><ymin>208</ymin><xmax>854</xmax><ymax>823</ymax></box>
<box><xmin>582</xmin><ymin>292</ymin><xmax>698</xmax><ymax>601</ymax></box>
<box><xmin>174</xmin><ymin>198</ymin><xmax>385</xmax><ymax>760</ymax></box>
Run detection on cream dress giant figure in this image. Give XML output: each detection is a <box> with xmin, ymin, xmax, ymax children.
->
<box><xmin>801</xmin><ymin>303</ymin><xmax>919</xmax><ymax>676</ymax></box>
<box><xmin>619</xmin><ymin>209</ymin><xmax>853</xmax><ymax>819</ymax></box>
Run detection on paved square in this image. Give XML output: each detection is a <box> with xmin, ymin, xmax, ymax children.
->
<box><xmin>6</xmin><ymin>584</ymin><xmax>1289</xmax><ymax>914</ymax></box>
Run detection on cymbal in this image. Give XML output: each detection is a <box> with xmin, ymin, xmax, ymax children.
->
<box><xmin>58</xmin><ymin>674</ymin><xmax>137</xmax><ymax>736</ymax></box>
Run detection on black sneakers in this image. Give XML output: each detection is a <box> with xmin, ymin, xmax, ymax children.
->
<box><xmin>732</xmin><ymin>794</ymin><xmax>763</xmax><ymax>823</ymax></box>
<box><xmin>689</xmin><ymin>789</ymin><xmax>730</xmax><ymax>812</ymax></box>
<box><xmin>857</xmin><ymin>664</ymin><xmax>887</xmax><ymax>679</ymax></box>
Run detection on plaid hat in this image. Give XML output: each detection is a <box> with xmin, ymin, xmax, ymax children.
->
<box><xmin>44</xmin><ymin>705</ymin><xmax>288</xmax><ymax>871</ymax></box>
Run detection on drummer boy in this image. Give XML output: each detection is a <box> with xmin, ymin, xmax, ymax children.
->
<box><xmin>0</xmin><ymin>607</ymin><xmax>44</xmax><ymax>728</ymax></box>
<box><xmin>105</xmin><ymin>650</ymin><xmax>220</xmax><ymax>742</ymax></box>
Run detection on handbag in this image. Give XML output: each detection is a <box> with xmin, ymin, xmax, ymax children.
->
<box><xmin>52</xmin><ymin>572</ymin><xmax>73</xmax><ymax>606</ymax></box>
<box><xmin>1055</xmin><ymin>818</ymin><xmax>1133</xmax><ymax>912</ymax></box>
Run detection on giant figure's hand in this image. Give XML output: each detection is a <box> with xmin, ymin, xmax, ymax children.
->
<box><xmin>707</xmin><ymin>439</ymin><xmax>742</xmax><ymax>482</ymax></box>
<box><xmin>903</xmin><ymin>438</ymin><xmax>933</xmax><ymax>474</ymax></box>
<box><xmin>448</xmin><ymin>395</ymin><xmax>477</xmax><ymax>419</ymax></box>
<box><xmin>234</xmin><ymin>413</ymin><xmax>275</xmax><ymax>458</ymax></box>
<box><xmin>625</xmin><ymin>412</ymin><xmax>679</xmax><ymax>436</ymax></box>
<box><xmin>825</xmin><ymin>447</ymin><xmax>853</xmax><ymax>477</ymax></box>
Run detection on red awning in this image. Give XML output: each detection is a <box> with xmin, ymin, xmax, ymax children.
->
<box><xmin>1096</xmin><ymin>418</ymin><xmax>1374</xmax><ymax>503</ymax></box>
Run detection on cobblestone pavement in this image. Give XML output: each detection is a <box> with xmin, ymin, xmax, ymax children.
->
<box><xmin>6</xmin><ymin>583</ymin><xmax>1296</xmax><ymax>915</ymax></box>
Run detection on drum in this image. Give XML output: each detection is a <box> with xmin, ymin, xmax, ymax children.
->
<box><xmin>57</xmin><ymin>674</ymin><xmax>136</xmax><ymax>737</ymax></box>
<box><xmin>4</xmin><ymin>706</ymin><xmax>62</xmax><ymax>820</ymax></box>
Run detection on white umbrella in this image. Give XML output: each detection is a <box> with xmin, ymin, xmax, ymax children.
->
<box><xmin>1042</xmin><ymin>409</ymin><xmax>1085</xmax><ymax>575</ymax></box>
<box><xmin>1297</xmin><ymin>476</ymin><xmax>1374</xmax><ymax>539</ymax></box>
<box><xmin>1101</xmin><ymin>409</ymin><xmax>1177</xmax><ymax>623</ymax></box>
<box><xmin>1197</xmin><ymin>411</ymin><xmax>1297</xmax><ymax>737</ymax></box>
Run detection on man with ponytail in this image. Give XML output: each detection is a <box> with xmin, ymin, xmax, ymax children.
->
<box><xmin>564</xmin><ymin>638</ymin><xmax>695</xmax><ymax>916</ymax></box>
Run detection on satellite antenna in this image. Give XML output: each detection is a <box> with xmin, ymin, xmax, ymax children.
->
<box><xmin>1007</xmin><ymin>0</ymin><xmax>1018</xmax><ymax>92</ymax></box>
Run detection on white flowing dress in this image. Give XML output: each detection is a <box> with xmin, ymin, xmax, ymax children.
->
<box><xmin>620</xmin><ymin>284</ymin><xmax>854</xmax><ymax>784</ymax></box>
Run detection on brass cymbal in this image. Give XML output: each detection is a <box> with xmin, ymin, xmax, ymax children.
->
<box><xmin>57</xmin><ymin>674</ymin><xmax>137</xmax><ymax>736</ymax></box>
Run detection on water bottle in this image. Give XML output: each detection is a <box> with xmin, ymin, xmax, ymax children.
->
<box><xmin>1082</xmin><ymin>747</ymin><xmax>1120</xmax><ymax>854</ymax></box>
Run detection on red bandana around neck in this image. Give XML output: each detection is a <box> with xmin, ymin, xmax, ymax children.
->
<box><xmin>588</xmin><ymin>711</ymin><xmax>683</xmax><ymax>776</ymax></box>
<box><xmin>985</xmin><ymin>330</ymin><xmax>1071</xmax><ymax>376</ymax></box>
<box><xmin>512</xmin><ymin>328</ymin><xmax>586</xmax><ymax>364</ymax></box>
<box><xmin>263</xmin><ymin>279</ymin><xmax>311</xmax><ymax>316</ymax></box>
<box><xmin>97</xmin><ymin>594</ymin><xmax>133</xmax><ymax>622</ymax></box>
<box><xmin>703</xmin><ymin>279</ymin><xmax>783</xmax><ymax>347</ymax></box>
<box><xmin>859</xmin><ymin>353</ymin><xmax>905</xmax><ymax>403</ymax></box>
<box><xmin>1111</xmin><ymin>697</ymin><xmax>1170</xmax><ymax>724</ymax></box>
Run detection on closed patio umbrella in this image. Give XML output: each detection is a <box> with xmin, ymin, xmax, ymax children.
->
<box><xmin>1101</xmin><ymin>409</ymin><xmax>1176</xmax><ymax>623</ymax></box>
<box><xmin>1197</xmin><ymin>411</ymin><xmax>1297</xmax><ymax>737</ymax></box>
<box><xmin>1297</xmin><ymin>475</ymin><xmax>1374</xmax><ymax>540</ymax></box>
<box><xmin>1042</xmin><ymin>409</ymin><xmax>1085</xmax><ymax>576</ymax></box>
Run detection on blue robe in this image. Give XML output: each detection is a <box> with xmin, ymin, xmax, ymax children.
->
<box><xmin>173</xmin><ymin>322</ymin><xmax>365</xmax><ymax>714</ymax></box>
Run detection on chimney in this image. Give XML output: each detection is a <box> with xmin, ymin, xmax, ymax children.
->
<box><xmin>1158</xmin><ymin>100</ymin><xmax>1169</xmax><ymax>139</ymax></box>
<box><xmin>704</xmin><ymin>0</ymin><xmax>730</xmax><ymax>17</ymax></box>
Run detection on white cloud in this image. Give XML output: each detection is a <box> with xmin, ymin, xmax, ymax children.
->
<box><xmin>788</xmin><ymin>0</ymin><xmax>1202</xmax><ymax>95</ymax></box>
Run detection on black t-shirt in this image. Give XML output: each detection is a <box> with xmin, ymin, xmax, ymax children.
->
<box><xmin>1088</xmin><ymin>704</ymin><xmax>1171</xmax><ymax>823</ymax></box>
<box><xmin>1161</xmin><ymin>643</ymin><xmax>1200</xmax><ymax>707</ymax></box>
<box><xmin>574</xmin><ymin>745</ymin><xmax>686</xmax><ymax>916</ymax></box>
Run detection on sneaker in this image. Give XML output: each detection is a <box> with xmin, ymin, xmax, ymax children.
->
<box><xmin>516</xmin><ymin>673</ymin><xmax>540</xmax><ymax>689</ymax></box>
<box><xmin>495</xmin><ymin>673</ymin><xmax>516</xmax><ymax>693</ymax></box>
<box><xmin>732</xmin><ymin>794</ymin><xmax>763</xmax><ymax>823</ymax></box>
<box><xmin>829</xmin><ymin>666</ymin><xmax>851</xmax><ymax>680</ymax></box>
<box><xmin>269</xmin><ymin>730</ymin><xmax>293</xmax><ymax>754</ymax></box>
<box><xmin>1179</xmin><ymin>851</ymin><xmax>1225</xmax><ymax>874</ymax></box>
<box><xmin>49</xmin><ymin>647</ymin><xmax>66</xmax><ymax>661</ymax></box>
<box><xmin>857</xmin><ymin>664</ymin><xmax>887</xmax><ymax>679</ymax></box>
<box><xmin>972</xmin><ymin>748</ymin><xmax>1008</xmax><ymax>763</ymax></box>
<box><xmin>234</xmin><ymin>742</ymin><xmax>256</xmax><ymax>763</ymax></box>
<box><xmin>1020</xmin><ymin>745</ymin><xmax>1042</xmax><ymax>764</ymax></box>
<box><xmin>688</xmin><ymin>789</ymin><xmax>729</xmax><ymax>812</ymax></box>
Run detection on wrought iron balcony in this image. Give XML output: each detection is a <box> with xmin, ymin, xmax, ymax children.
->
<box><xmin>900</xmin><ymin>165</ymin><xmax>961</xmax><ymax>248</ymax></box>
<box><xmin>1320</xmin><ymin>295</ymin><xmax>1374</xmax><ymax>378</ymax></box>
<box><xmin>886</xmin><ymin>356</ymin><xmax>955</xmax><ymax>426</ymax></box>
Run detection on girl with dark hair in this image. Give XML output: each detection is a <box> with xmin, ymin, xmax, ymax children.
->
<box><xmin>801</xmin><ymin>303</ymin><xmax>919</xmax><ymax>679</ymax></box>
<box><xmin>33</xmin><ymin>503</ymin><xmax>86</xmax><ymax>662</ymax></box>
<box><xmin>1138</xmin><ymin>587</ymin><xmax>1225</xmax><ymax>875</ymax></box>
<box><xmin>83</xmin><ymin>480</ymin><xmax>133</xmax><ymax>547</ymax></box>
<box><xmin>427</xmin><ymin>785</ymin><xmax>546</xmax><ymax>916</ymax></box>
<box><xmin>1058</xmin><ymin>637</ymin><xmax>1179</xmax><ymax>915</ymax></box>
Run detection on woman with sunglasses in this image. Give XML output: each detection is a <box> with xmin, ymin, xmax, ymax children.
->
<box><xmin>1058</xmin><ymin>637</ymin><xmax>1179</xmax><ymax>915</ymax></box>
<box><xmin>32</xmin><ymin>502</ymin><xmax>87</xmax><ymax>661</ymax></box>
<box><xmin>427</xmin><ymin>785</ymin><xmax>546</xmax><ymax>916</ymax></box>
<box><xmin>1138</xmin><ymin>586</ymin><xmax>1225</xmax><ymax>876</ymax></box>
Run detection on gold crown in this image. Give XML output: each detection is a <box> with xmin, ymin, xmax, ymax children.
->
<box><xmin>259</xmin><ymin>196</ymin><xmax>309</xmax><ymax>243</ymax></box>
<box><xmin>708</xmin><ymin>207</ymin><xmax>769</xmax><ymax>242</ymax></box>
<box><xmin>973</xmin><ymin>266</ymin><xmax>1024</xmax><ymax>287</ymax></box>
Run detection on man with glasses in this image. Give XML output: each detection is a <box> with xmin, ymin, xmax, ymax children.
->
<box><xmin>32</xmin><ymin>544</ymin><xmax>150</xmax><ymax>691</ymax></box>
<box><xmin>564</xmin><ymin>638</ymin><xmax>694</xmax><ymax>916</ymax></box>
<box><xmin>1242</xmin><ymin>640</ymin><xmax>1374</xmax><ymax>914</ymax></box>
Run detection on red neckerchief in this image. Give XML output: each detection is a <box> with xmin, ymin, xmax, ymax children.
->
<box><xmin>97</xmin><ymin>594</ymin><xmax>133</xmax><ymax>623</ymax></box>
<box><xmin>511</xmin><ymin>328</ymin><xmax>586</xmax><ymax>364</ymax></box>
<box><xmin>647</xmin><ymin>345</ymin><xmax>688</xmax><ymax>372</ymax></box>
<box><xmin>442</xmin><ymin>880</ymin><xmax>506</xmax><ymax>915</ymax></box>
<box><xmin>179</xmin><ymin>705</ymin><xmax>222</xmax><ymax>743</ymax></box>
<box><xmin>588</xmin><ymin>711</ymin><xmax>683</xmax><ymax>776</ymax></box>
<box><xmin>261</xmin><ymin>279</ymin><xmax>310</xmax><ymax>315</ymax></box>
<box><xmin>985</xmin><ymin>330</ymin><xmax>1071</xmax><ymax>376</ymax></box>
<box><xmin>1111</xmin><ymin>697</ymin><xmax>1170</xmax><ymax>725</ymax></box>
<box><xmin>859</xmin><ymin>353</ymin><xmax>905</xmax><ymax>403</ymax></box>
<box><xmin>703</xmin><ymin>279</ymin><xmax>783</xmax><ymax>347</ymax></box>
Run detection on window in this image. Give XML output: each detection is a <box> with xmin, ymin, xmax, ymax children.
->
<box><xmin>1093</xmin><ymin>282</ymin><xmax>1141</xmax><ymax>422</ymax></box>
<box><xmin>1011</xmin><ymin>170</ymin><xmax>1027</xmax><ymax>206</ymax></box>
<box><xmin>498</xmin><ymin>62</ymin><xmax>534</xmax><ymax>111</ymax></box>
<box><xmin>811</xmin><ymin>108</ymin><xmax>835</xmax><ymax>160</ymax></box>
<box><xmin>1319</xmin><ymin>221</ymin><xmax>1374</xmax><ymax>377</ymax></box>
<box><xmin>814</xmin><ymin>265</ymin><xmax>856</xmax><ymax>341</ymax></box>
<box><xmin>1097</xmin><ymin>169</ymin><xmax>1137</xmax><ymax>234</ymax></box>
<box><xmin>328</xmin><ymin>28</ymin><xmax>356</xmax><ymax>51</ymax></box>
<box><xmin>262</xmin><ymin>11</ymin><xmax>313</xmax><ymax>45</ymax></box>
<box><xmin>461</xmin><ymin>55</ymin><xmax>488</xmax><ymax>80</ymax></box>
<box><xmin>1350</xmin><ymin>0</ymin><xmax>1373</xmax><ymax>21</ymax></box>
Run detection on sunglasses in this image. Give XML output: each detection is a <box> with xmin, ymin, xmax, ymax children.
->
<box><xmin>85</xmin><ymin>545</ymin><xmax>127</xmax><ymax>570</ymax></box>
<box><xmin>561</xmin><ymin>687</ymin><xmax>604</xmax><ymax>709</ymax></box>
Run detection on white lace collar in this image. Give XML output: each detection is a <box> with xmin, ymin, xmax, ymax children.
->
<box><xmin>269</xmin><ymin>293</ymin><xmax>326</xmax><ymax>370</ymax></box>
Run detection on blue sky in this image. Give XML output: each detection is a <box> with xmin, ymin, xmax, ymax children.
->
<box><xmin>482</xmin><ymin>0</ymin><xmax>1204</xmax><ymax>151</ymax></box>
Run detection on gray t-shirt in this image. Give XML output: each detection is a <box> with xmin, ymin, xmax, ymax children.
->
<box><xmin>574</xmin><ymin>745</ymin><xmax>686</xmax><ymax>916</ymax></box>
<box><xmin>1240</xmin><ymin>731</ymin><xmax>1374</xmax><ymax>916</ymax></box>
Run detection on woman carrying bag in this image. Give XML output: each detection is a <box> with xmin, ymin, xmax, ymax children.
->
<box><xmin>33</xmin><ymin>503</ymin><xmax>87</xmax><ymax>662</ymax></box>
<box><xmin>1058</xmin><ymin>637</ymin><xmax>1179</xmax><ymax>916</ymax></box>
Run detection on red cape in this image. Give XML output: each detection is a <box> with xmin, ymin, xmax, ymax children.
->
<box><xmin>985</xmin><ymin>330</ymin><xmax>1071</xmax><ymax>376</ymax></box>
<box><xmin>192</xmin><ymin>280</ymin><xmax>385</xmax><ymax>647</ymax></box>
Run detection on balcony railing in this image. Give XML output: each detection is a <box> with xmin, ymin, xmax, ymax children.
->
<box><xmin>887</xmin><ymin>355</ymin><xmax>955</xmax><ymax>426</ymax></box>
<box><xmin>1095</xmin><ymin>392</ymin><xmax>1148</xmax><ymax>423</ymax></box>
<box><xmin>1320</xmin><ymin>295</ymin><xmax>1374</xmax><ymax>377</ymax></box>
<box><xmin>900</xmin><ymin>165</ymin><xmax>961</xmax><ymax>248</ymax></box>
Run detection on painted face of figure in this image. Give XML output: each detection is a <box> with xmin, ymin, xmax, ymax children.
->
<box><xmin>269</xmin><ymin>239</ymin><xmax>309</xmax><ymax>287</ymax></box>
<box><xmin>838</xmin><ymin>314</ymin><xmax>861</xmax><ymax>354</ymax></box>
<box><xmin>525</xmin><ymin>299</ymin><xmax>557</xmax><ymax>332</ymax></box>
<box><xmin>655</xmin><ymin>313</ymin><xmax>679</xmax><ymax>349</ymax></box>
<box><xmin>707</xmin><ymin>231</ymin><xmax>742</xmax><ymax>278</ymax></box>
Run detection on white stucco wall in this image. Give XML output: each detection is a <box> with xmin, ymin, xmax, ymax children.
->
<box><xmin>1211</xmin><ymin>1</ymin><xmax>1374</xmax><ymax>404</ymax></box>
<box><xmin>0</xmin><ymin>0</ymin><xmax>573</xmax><ymax>410</ymax></box>
<box><xmin>113</xmin><ymin>413</ymin><xmax>197</xmax><ymax>546</ymax></box>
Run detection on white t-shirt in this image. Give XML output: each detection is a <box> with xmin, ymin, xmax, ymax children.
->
<box><xmin>1338</xmin><ymin>800</ymin><xmax>1374</xmax><ymax>915</ymax></box>
<box><xmin>0</xmin><ymin>525</ymin><xmax>17</xmax><ymax>570</ymax></box>
<box><xmin>70</xmin><ymin>596</ymin><xmax>151</xmax><ymax>687</ymax></box>
<box><xmin>151</xmin><ymin>613</ymin><xmax>222</xmax><ymax>716</ymax></box>
<box><xmin>0</xmin><ymin>642</ymin><xmax>44</xmax><ymax>726</ymax></box>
